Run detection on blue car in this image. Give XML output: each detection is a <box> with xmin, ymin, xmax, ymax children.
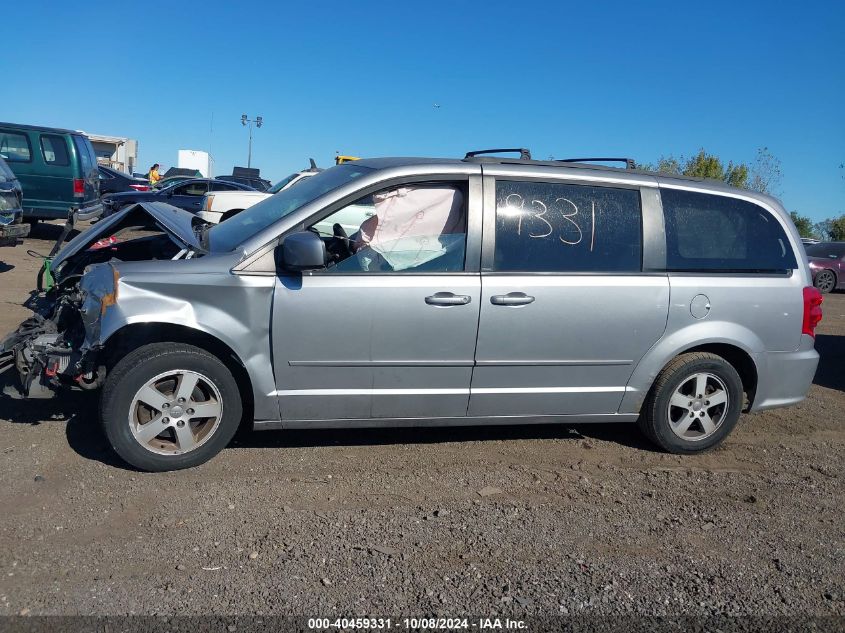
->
<box><xmin>0</xmin><ymin>155</ymin><xmax>29</xmax><ymax>247</ymax></box>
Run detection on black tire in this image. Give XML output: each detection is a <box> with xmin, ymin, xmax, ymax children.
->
<box><xmin>219</xmin><ymin>209</ymin><xmax>243</xmax><ymax>223</ymax></box>
<box><xmin>638</xmin><ymin>352</ymin><xmax>744</xmax><ymax>454</ymax></box>
<box><xmin>100</xmin><ymin>343</ymin><xmax>243</xmax><ymax>471</ymax></box>
<box><xmin>814</xmin><ymin>269</ymin><xmax>836</xmax><ymax>294</ymax></box>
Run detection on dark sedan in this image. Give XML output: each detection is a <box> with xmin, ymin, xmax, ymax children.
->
<box><xmin>807</xmin><ymin>242</ymin><xmax>845</xmax><ymax>293</ymax></box>
<box><xmin>98</xmin><ymin>165</ymin><xmax>151</xmax><ymax>196</ymax></box>
<box><xmin>102</xmin><ymin>178</ymin><xmax>255</xmax><ymax>216</ymax></box>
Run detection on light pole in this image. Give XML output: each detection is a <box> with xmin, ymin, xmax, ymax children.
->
<box><xmin>240</xmin><ymin>114</ymin><xmax>263</xmax><ymax>168</ymax></box>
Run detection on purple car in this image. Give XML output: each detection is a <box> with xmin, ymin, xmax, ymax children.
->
<box><xmin>807</xmin><ymin>242</ymin><xmax>845</xmax><ymax>293</ymax></box>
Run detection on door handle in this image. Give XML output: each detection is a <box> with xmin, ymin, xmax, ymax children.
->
<box><xmin>425</xmin><ymin>292</ymin><xmax>471</xmax><ymax>306</ymax></box>
<box><xmin>491</xmin><ymin>292</ymin><xmax>535</xmax><ymax>306</ymax></box>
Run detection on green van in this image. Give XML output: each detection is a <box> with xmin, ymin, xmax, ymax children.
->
<box><xmin>0</xmin><ymin>122</ymin><xmax>101</xmax><ymax>220</ymax></box>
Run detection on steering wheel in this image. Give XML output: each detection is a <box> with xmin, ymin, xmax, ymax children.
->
<box><xmin>330</xmin><ymin>222</ymin><xmax>353</xmax><ymax>260</ymax></box>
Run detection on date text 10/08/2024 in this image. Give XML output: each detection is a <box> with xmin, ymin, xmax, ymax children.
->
<box><xmin>307</xmin><ymin>617</ymin><xmax>528</xmax><ymax>630</ymax></box>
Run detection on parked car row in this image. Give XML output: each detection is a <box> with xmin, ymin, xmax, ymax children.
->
<box><xmin>0</xmin><ymin>150</ymin><xmax>824</xmax><ymax>472</ymax></box>
<box><xmin>102</xmin><ymin>178</ymin><xmax>256</xmax><ymax>217</ymax></box>
<box><xmin>198</xmin><ymin>159</ymin><xmax>321</xmax><ymax>223</ymax></box>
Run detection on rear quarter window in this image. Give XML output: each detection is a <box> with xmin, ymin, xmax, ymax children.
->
<box><xmin>661</xmin><ymin>189</ymin><xmax>797</xmax><ymax>272</ymax></box>
<box><xmin>40</xmin><ymin>134</ymin><xmax>70</xmax><ymax>166</ymax></box>
<box><xmin>72</xmin><ymin>135</ymin><xmax>96</xmax><ymax>175</ymax></box>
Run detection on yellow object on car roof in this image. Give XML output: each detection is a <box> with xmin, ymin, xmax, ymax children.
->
<box><xmin>335</xmin><ymin>155</ymin><xmax>361</xmax><ymax>165</ymax></box>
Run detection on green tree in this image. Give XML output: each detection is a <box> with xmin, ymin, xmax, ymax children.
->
<box><xmin>814</xmin><ymin>215</ymin><xmax>845</xmax><ymax>241</ymax></box>
<box><xmin>682</xmin><ymin>149</ymin><xmax>748</xmax><ymax>188</ymax></box>
<box><xmin>642</xmin><ymin>149</ymin><xmax>749</xmax><ymax>188</ymax></box>
<box><xmin>789</xmin><ymin>211</ymin><xmax>815</xmax><ymax>238</ymax></box>
<box><xmin>828</xmin><ymin>215</ymin><xmax>845</xmax><ymax>241</ymax></box>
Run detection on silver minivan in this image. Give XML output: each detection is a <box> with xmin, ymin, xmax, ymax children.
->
<box><xmin>0</xmin><ymin>152</ymin><xmax>823</xmax><ymax>471</ymax></box>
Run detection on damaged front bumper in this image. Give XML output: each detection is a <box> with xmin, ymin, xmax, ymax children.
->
<box><xmin>2</xmin><ymin>202</ymin><xmax>206</xmax><ymax>399</ymax></box>
<box><xmin>0</xmin><ymin>313</ymin><xmax>101</xmax><ymax>399</ymax></box>
<box><xmin>0</xmin><ymin>220</ymin><xmax>30</xmax><ymax>246</ymax></box>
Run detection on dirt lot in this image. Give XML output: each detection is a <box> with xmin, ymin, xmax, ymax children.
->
<box><xmin>0</xmin><ymin>222</ymin><xmax>842</xmax><ymax>620</ymax></box>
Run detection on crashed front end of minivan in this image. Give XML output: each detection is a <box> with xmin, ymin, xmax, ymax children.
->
<box><xmin>0</xmin><ymin>202</ymin><xmax>206</xmax><ymax>398</ymax></box>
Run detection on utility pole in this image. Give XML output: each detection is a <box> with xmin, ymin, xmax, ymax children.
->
<box><xmin>240</xmin><ymin>114</ymin><xmax>263</xmax><ymax>168</ymax></box>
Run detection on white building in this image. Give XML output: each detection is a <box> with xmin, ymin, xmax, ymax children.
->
<box><xmin>87</xmin><ymin>133</ymin><xmax>139</xmax><ymax>174</ymax></box>
<box><xmin>178</xmin><ymin>150</ymin><xmax>211</xmax><ymax>177</ymax></box>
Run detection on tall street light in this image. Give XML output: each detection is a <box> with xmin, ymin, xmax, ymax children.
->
<box><xmin>241</xmin><ymin>114</ymin><xmax>263</xmax><ymax>168</ymax></box>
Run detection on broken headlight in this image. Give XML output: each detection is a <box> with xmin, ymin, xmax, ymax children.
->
<box><xmin>79</xmin><ymin>264</ymin><xmax>120</xmax><ymax>341</ymax></box>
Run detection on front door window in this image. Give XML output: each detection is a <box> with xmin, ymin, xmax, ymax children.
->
<box><xmin>312</xmin><ymin>184</ymin><xmax>467</xmax><ymax>273</ymax></box>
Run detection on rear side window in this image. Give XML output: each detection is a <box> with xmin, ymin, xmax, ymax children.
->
<box><xmin>494</xmin><ymin>181</ymin><xmax>642</xmax><ymax>272</ymax></box>
<box><xmin>40</xmin><ymin>134</ymin><xmax>70</xmax><ymax>166</ymax></box>
<box><xmin>0</xmin><ymin>131</ymin><xmax>32</xmax><ymax>162</ymax></box>
<box><xmin>72</xmin><ymin>135</ymin><xmax>95</xmax><ymax>175</ymax></box>
<box><xmin>211</xmin><ymin>181</ymin><xmax>239</xmax><ymax>191</ymax></box>
<box><xmin>177</xmin><ymin>182</ymin><xmax>209</xmax><ymax>196</ymax></box>
<box><xmin>662</xmin><ymin>189</ymin><xmax>797</xmax><ymax>272</ymax></box>
<box><xmin>806</xmin><ymin>243</ymin><xmax>845</xmax><ymax>259</ymax></box>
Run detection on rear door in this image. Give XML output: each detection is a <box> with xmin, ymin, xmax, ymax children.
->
<box><xmin>469</xmin><ymin>169</ymin><xmax>670</xmax><ymax>417</ymax></box>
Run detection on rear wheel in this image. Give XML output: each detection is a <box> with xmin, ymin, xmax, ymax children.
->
<box><xmin>814</xmin><ymin>269</ymin><xmax>836</xmax><ymax>294</ymax></box>
<box><xmin>638</xmin><ymin>352</ymin><xmax>743</xmax><ymax>454</ymax></box>
<box><xmin>100</xmin><ymin>343</ymin><xmax>242</xmax><ymax>471</ymax></box>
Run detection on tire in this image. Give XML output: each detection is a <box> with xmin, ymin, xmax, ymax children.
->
<box><xmin>814</xmin><ymin>269</ymin><xmax>836</xmax><ymax>294</ymax></box>
<box><xmin>100</xmin><ymin>343</ymin><xmax>243</xmax><ymax>471</ymax></box>
<box><xmin>219</xmin><ymin>209</ymin><xmax>243</xmax><ymax>223</ymax></box>
<box><xmin>638</xmin><ymin>352</ymin><xmax>744</xmax><ymax>454</ymax></box>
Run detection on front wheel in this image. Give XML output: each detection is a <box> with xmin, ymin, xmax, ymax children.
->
<box><xmin>638</xmin><ymin>352</ymin><xmax>744</xmax><ymax>454</ymax></box>
<box><xmin>814</xmin><ymin>269</ymin><xmax>836</xmax><ymax>294</ymax></box>
<box><xmin>100</xmin><ymin>343</ymin><xmax>243</xmax><ymax>471</ymax></box>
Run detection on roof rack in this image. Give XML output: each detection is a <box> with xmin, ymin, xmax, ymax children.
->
<box><xmin>465</xmin><ymin>148</ymin><xmax>532</xmax><ymax>160</ymax></box>
<box><xmin>556</xmin><ymin>157</ymin><xmax>636</xmax><ymax>169</ymax></box>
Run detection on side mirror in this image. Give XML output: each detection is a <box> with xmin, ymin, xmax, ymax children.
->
<box><xmin>277</xmin><ymin>231</ymin><xmax>326</xmax><ymax>271</ymax></box>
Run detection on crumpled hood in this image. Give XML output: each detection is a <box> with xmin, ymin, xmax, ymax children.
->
<box><xmin>51</xmin><ymin>202</ymin><xmax>204</xmax><ymax>270</ymax></box>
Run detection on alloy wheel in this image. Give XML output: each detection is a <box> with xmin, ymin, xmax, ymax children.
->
<box><xmin>815</xmin><ymin>270</ymin><xmax>835</xmax><ymax>293</ymax></box>
<box><xmin>129</xmin><ymin>370</ymin><xmax>223</xmax><ymax>455</ymax></box>
<box><xmin>667</xmin><ymin>372</ymin><xmax>729</xmax><ymax>441</ymax></box>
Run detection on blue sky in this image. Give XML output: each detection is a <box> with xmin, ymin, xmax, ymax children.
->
<box><xmin>3</xmin><ymin>1</ymin><xmax>843</xmax><ymax>221</ymax></box>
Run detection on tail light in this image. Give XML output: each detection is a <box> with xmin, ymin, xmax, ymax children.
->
<box><xmin>802</xmin><ymin>286</ymin><xmax>823</xmax><ymax>337</ymax></box>
<box><xmin>73</xmin><ymin>178</ymin><xmax>85</xmax><ymax>198</ymax></box>
<box><xmin>129</xmin><ymin>184</ymin><xmax>151</xmax><ymax>191</ymax></box>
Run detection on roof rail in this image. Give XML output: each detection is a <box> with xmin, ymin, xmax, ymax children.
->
<box><xmin>465</xmin><ymin>148</ymin><xmax>532</xmax><ymax>160</ymax></box>
<box><xmin>556</xmin><ymin>157</ymin><xmax>636</xmax><ymax>169</ymax></box>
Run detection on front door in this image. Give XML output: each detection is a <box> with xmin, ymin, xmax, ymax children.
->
<box><xmin>271</xmin><ymin>176</ymin><xmax>482</xmax><ymax>423</ymax></box>
<box><xmin>469</xmin><ymin>176</ymin><xmax>669</xmax><ymax>417</ymax></box>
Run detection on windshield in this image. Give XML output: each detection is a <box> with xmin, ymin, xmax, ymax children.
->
<box><xmin>207</xmin><ymin>164</ymin><xmax>373</xmax><ymax>252</ymax></box>
<box><xmin>806</xmin><ymin>243</ymin><xmax>845</xmax><ymax>258</ymax></box>
<box><xmin>267</xmin><ymin>173</ymin><xmax>302</xmax><ymax>194</ymax></box>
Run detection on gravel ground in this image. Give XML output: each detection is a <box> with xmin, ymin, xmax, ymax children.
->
<box><xmin>0</xmin><ymin>222</ymin><xmax>842</xmax><ymax>620</ymax></box>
